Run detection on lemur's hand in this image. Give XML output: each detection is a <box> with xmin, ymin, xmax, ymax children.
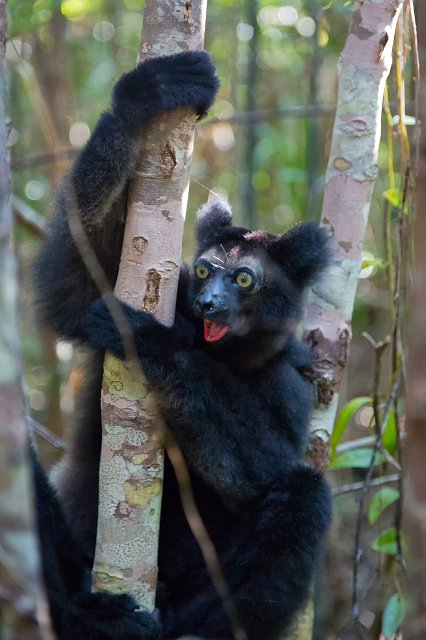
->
<box><xmin>112</xmin><ymin>51</ymin><xmax>219</xmax><ymax>132</ymax></box>
<box><xmin>79</xmin><ymin>298</ymin><xmax>126</xmax><ymax>357</ymax></box>
<box><xmin>79</xmin><ymin>296</ymin><xmax>195</xmax><ymax>358</ymax></box>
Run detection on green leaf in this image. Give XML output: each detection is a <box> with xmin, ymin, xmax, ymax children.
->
<box><xmin>382</xmin><ymin>593</ymin><xmax>407</xmax><ymax>637</ymax></box>
<box><xmin>371</xmin><ymin>527</ymin><xmax>404</xmax><ymax>556</ymax></box>
<box><xmin>61</xmin><ymin>0</ymin><xmax>102</xmax><ymax>20</ymax></box>
<box><xmin>368</xmin><ymin>487</ymin><xmax>399</xmax><ymax>524</ymax></box>
<box><xmin>359</xmin><ymin>251</ymin><xmax>385</xmax><ymax>279</ymax></box>
<box><xmin>383</xmin><ymin>188</ymin><xmax>408</xmax><ymax>214</ymax></box>
<box><xmin>329</xmin><ymin>448</ymin><xmax>384</xmax><ymax>470</ymax></box>
<box><xmin>361</xmin><ymin>257</ymin><xmax>385</xmax><ymax>271</ymax></box>
<box><xmin>382</xmin><ymin>408</ymin><xmax>397</xmax><ymax>455</ymax></box>
<box><xmin>383</xmin><ymin>188</ymin><xmax>404</xmax><ymax>208</ymax></box>
<box><xmin>331</xmin><ymin>397</ymin><xmax>371</xmax><ymax>456</ymax></box>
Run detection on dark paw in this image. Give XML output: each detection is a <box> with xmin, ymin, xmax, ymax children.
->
<box><xmin>62</xmin><ymin>592</ymin><xmax>162</xmax><ymax>639</ymax></box>
<box><xmin>113</xmin><ymin>51</ymin><xmax>219</xmax><ymax>131</ymax></box>
<box><xmin>79</xmin><ymin>297</ymin><xmax>126</xmax><ymax>357</ymax></box>
<box><xmin>153</xmin><ymin>51</ymin><xmax>219</xmax><ymax>118</ymax></box>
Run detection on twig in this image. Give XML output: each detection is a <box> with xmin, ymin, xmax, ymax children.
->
<box><xmin>12</xmin><ymin>195</ymin><xmax>47</xmax><ymax>237</ymax></box>
<box><xmin>333</xmin><ymin>474</ymin><xmax>400</xmax><ymax>497</ymax></box>
<box><xmin>12</xmin><ymin>148</ymin><xmax>77</xmax><ymax>171</ymax></box>
<box><xmin>351</xmin><ymin>336</ymin><xmax>390</xmax><ymax>623</ymax></box>
<box><xmin>28</xmin><ymin>417</ymin><xmax>67</xmax><ymax>451</ymax></box>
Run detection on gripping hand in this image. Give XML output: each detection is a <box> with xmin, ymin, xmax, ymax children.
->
<box><xmin>112</xmin><ymin>51</ymin><xmax>219</xmax><ymax>133</ymax></box>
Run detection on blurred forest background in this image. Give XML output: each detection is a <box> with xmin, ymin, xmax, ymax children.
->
<box><xmin>7</xmin><ymin>0</ymin><xmax>419</xmax><ymax>637</ymax></box>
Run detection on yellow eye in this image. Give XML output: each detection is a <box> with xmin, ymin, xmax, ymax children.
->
<box><xmin>195</xmin><ymin>263</ymin><xmax>210</xmax><ymax>279</ymax></box>
<box><xmin>235</xmin><ymin>271</ymin><xmax>254</xmax><ymax>289</ymax></box>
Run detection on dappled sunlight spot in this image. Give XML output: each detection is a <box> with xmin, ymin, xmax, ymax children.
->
<box><xmin>278</xmin><ymin>6</ymin><xmax>299</xmax><ymax>27</ymax></box>
<box><xmin>263</xmin><ymin>28</ymin><xmax>282</xmax><ymax>41</ymax></box>
<box><xmin>61</xmin><ymin>0</ymin><xmax>102</xmax><ymax>21</ymax></box>
<box><xmin>273</xmin><ymin>204</ymin><xmax>296</xmax><ymax>227</ymax></box>
<box><xmin>236</xmin><ymin>22</ymin><xmax>254</xmax><ymax>42</ymax></box>
<box><xmin>6</xmin><ymin>39</ymin><xmax>32</xmax><ymax>62</ymax></box>
<box><xmin>93</xmin><ymin>21</ymin><xmax>116</xmax><ymax>42</ymax></box>
<box><xmin>29</xmin><ymin>389</ymin><xmax>48</xmax><ymax>412</ymax></box>
<box><xmin>258</xmin><ymin>7</ymin><xmax>279</xmax><ymax>27</ymax></box>
<box><xmin>297</xmin><ymin>16</ymin><xmax>316</xmax><ymax>38</ymax></box>
<box><xmin>212</xmin><ymin>125</ymin><xmax>235</xmax><ymax>151</ymax></box>
<box><xmin>212</xmin><ymin>100</ymin><xmax>234</xmax><ymax>120</ymax></box>
<box><xmin>25</xmin><ymin>180</ymin><xmax>45</xmax><ymax>201</ymax></box>
<box><xmin>318</xmin><ymin>27</ymin><xmax>329</xmax><ymax>47</ymax></box>
<box><xmin>69</xmin><ymin>121</ymin><xmax>91</xmax><ymax>147</ymax></box>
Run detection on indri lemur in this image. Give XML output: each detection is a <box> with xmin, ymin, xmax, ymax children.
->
<box><xmin>32</xmin><ymin>51</ymin><xmax>332</xmax><ymax>640</ymax></box>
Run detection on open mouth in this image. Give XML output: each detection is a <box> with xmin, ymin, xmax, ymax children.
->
<box><xmin>203</xmin><ymin>319</ymin><xmax>229</xmax><ymax>343</ymax></box>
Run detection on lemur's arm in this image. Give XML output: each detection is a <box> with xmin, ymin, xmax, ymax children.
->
<box><xmin>33</xmin><ymin>53</ymin><xmax>218</xmax><ymax>339</ymax></box>
<box><xmin>77</xmin><ymin>298</ymin><xmax>287</xmax><ymax>504</ymax></box>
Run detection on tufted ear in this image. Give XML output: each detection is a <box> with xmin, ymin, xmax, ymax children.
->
<box><xmin>269</xmin><ymin>222</ymin><xmax>331</xmax><ymax>288</ymax></box>
<box><xmin>196</xmin><ymin>197</ymin><xmax>233</xmax><ymax>244</ymax></box>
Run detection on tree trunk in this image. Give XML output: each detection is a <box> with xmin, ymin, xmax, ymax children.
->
<box><xmin>290</xmin><ymin>1</ymin><xmax>403</xmax><ymax>638</ymax></box>
<box><xmin>92</xmin><ymin>0</ymin><xmax>208</xmax><ymax>611</ymax></box>
<box><xmin>304</xmin><ymin>0</ymin><xmax>402</xmax><ymax>465</ymax></box>
<box><xmin>403</xmin><ymin>2</ymin><xmax>426</xmax><ymax>637</ymax></box>
<box><xmin>0</xmin><ymin>2</ymin><xmax>53</xmax><ymax>638</ymax></box>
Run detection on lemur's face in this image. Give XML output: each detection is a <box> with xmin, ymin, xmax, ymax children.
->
<box><xmin>191</xmin><ymin>243</ymin><xmax>293</xmax><ymax>344</ymax></box>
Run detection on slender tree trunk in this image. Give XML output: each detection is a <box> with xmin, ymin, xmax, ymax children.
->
<box><xmin>0</xmin><ymin>3</ymin><xmax>53</xmax><ymax>638</ymax></box>
<box><xmin>289</xmin><ymin>2</ymin><xmax>403</xmax><ymax>638</ymax></box>
<box><xmin>304</xmin><ymin>0</ymin><xmax>402</xmax><ymax>464</ymax></box>
<box><xmin>92</xmin><ymin>0</ymin><xmax>208</xmax><ymax>611</ymax></box>
<box><xmin>404</xmin><ymin>3</ymin><xmax>426</xmax><ymax>637</ymax></box>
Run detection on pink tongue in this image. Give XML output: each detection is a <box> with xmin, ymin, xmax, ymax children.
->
<box><xmin>203</xmin><ymin>319</ymin><xmax>229</xmax><ymax>343</ymax></box>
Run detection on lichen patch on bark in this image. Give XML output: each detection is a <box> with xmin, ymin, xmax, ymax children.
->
<box><xmin>334</xmin><ymin>157</ymin><xmax>352</xmax><ymax>171</ymax></box>
<box><xmin>132</xmin><ymin>236</ymin><xmax>148</xmax><ymax>255</ymax></box>
<box><xmin>338</xmin><ymin>240</ymin><xmax>353</xmax><ymax>253</ymax></box>
<box><xmin>352</xmin><ymin>9</ymin><xmax>374</xmax><ymax>40</ymax></box>
<box><xmin>304</xmin><ymin>325</ymin><xmax>350</xmax><ymax>405</ymax></box>
<box><xmin>183</xmin><ymin>2</ymin><xmax>192</xmax><ymax>23</ymax></box>
<box><xmin>307</xmin><ymin>432</ymin><xmax>331</xmax><ymax>475</ymax></box>
<box><xmin>160</xmin><ymin>140</ymin><xmax>177</xmax><ymax>177</ymax></box>
<box><xmin>143</xmin><ymin>268</ymin><xmax>161</xmax><ymax>312</ymax></box>
<box><xmin>124</xmin><ymin>478</ymin><xmax>163</xmax><ymax>508</ymax></box>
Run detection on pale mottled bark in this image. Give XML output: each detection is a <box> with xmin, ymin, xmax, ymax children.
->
<box><xmin>290</xmin><ymin>2</ymin><xmax>403</xmax><ymax>639</ymax></box>
<box><xmin>0</xmin><ymin>2</ymin><xmax>53</xmax><ymax>638</ymax></box>
<box><xmin>304</xmin><ymin>0</ymin><xmax>402</xmax><ymax>452</ymax></box>
<box><xmin>92</xmin><ymin>0</ymin><xmax>208</xmax><ymax>610</ymax></box>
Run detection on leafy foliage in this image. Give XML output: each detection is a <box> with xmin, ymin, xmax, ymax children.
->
<box><xmin>368</xmin><ymin>487</ymin><xmax>399</xmax><ymax>525</ymax></box>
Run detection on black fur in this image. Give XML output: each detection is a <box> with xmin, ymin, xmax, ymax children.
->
<box><xmin>32</xmin><ymin>447</ymin><xmax>162</xmax><ymax>640</ymax></box>
<box><xmin>32</xmin><ymin>51</ymin><xmax>331</xmax><ymax>640</ymax></box>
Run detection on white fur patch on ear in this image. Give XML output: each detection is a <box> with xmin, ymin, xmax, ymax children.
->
<box><xmin>196</xmin><ymin>197</ymin><xmax>232</xmax><ymax>243</ymax></box>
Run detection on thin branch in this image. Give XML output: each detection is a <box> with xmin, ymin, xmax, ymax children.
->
<box><xmin>12</xmin><ymin>148</ymin><xmax>77</xmax><ymax>171</ymax></box>
<box><xmin>12</xmin><ymin>195</ymin><xmax>47</xmax><ymax>237</ymax></box>
<box><xmin>333</xmin><ymin>474</ymin><xmax>400</xmax><ymax>497</ymax></box>
<box><xmin>28</xmin><ymin>417</ymin><xmax>67</xmax><ymax>451</ymax></box>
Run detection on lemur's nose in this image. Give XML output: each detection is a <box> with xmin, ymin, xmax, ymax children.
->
<box><xmin>196</xmin><ymin>293</ymin><xmax>219</xmax><ymax>315</ymax></box>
